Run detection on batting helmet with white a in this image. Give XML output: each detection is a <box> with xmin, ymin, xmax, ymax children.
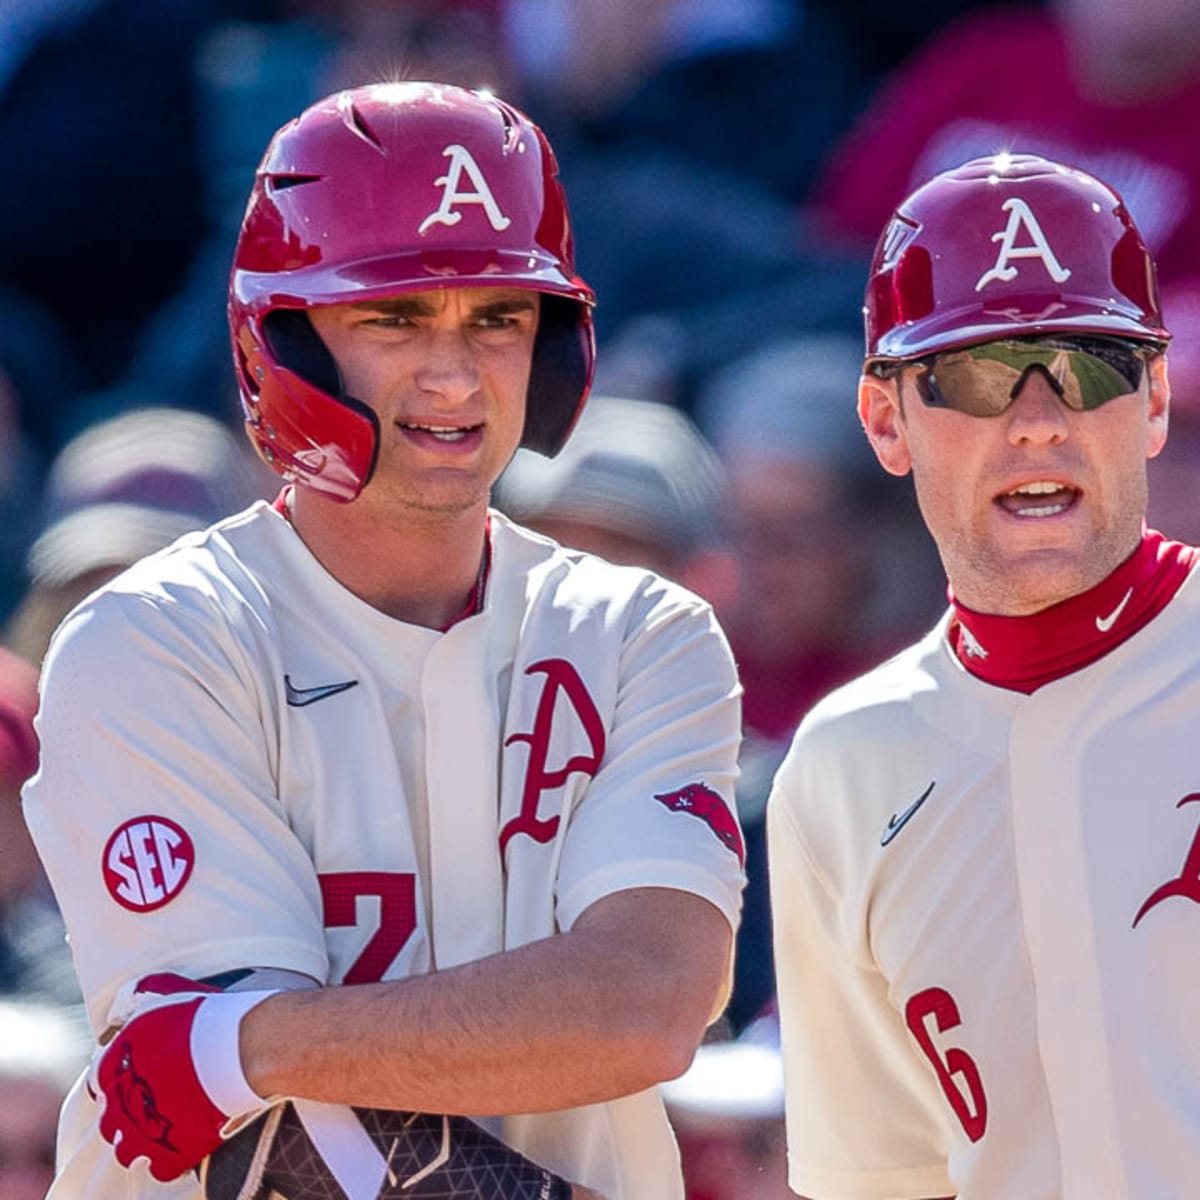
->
<box><xmin>864</xmin><ymin>153</ymin><xmax>1169</xmax><ymax>366</ymax></box>
<box><xmin>229</xmin><ymin>82</ymin><xmax>596</xmax><ymax>501</ymax></box>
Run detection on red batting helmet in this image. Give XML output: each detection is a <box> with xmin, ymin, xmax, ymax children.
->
<box><xmin>864</xmin><ymin>153</ymin><xmax>1169</xmax><ymax>365</ymax></box>
<box><xmin>229</xmin><ymin>82</ymin><xmax>596</xmax><ymax>501</ymax></box>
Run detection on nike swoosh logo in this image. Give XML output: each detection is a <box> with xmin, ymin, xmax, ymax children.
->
<box><xmin>881</xmin><ymin>781</ymin><xmax>936</xmax><ymax>847</ymax></box>
<box><xmin>284</xmin><ymin>674</ymin><xmax>359</xmax><ymax>707</ymax></box>
<box><xmin>1095</xmin><ymin>586</ymin><xmax>1133</xmax><ymax>633</ymax></box>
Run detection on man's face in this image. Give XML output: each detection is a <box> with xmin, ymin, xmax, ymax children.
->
<box><xmin>307</xmin><ymin>286</ymin><xmax>539</xmax><ymax>521</ymax></box>
<box><xmin>859</xmin><ymin>345</ymin><xmax>1169</xmax><ymax>615</ymax></box>
<box><xmin>724</xmin><ymin>457</ymin><xmax>869</xmax><ymax>654</ymax></box>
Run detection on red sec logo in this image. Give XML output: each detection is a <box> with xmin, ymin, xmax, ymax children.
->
<box><xmin>102</xmin><ymin>816</ymin><xmax>195</xmax><ymax>913</ymax></box>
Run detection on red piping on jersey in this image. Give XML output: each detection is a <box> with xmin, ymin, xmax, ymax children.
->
<box><xmin>273</xmin><ymin>487</ymin><xmax>492</xmax><ymax>631</ymax></box>
<box><xmin>948</xmin><ymin>528</ymin><xmax>1198</xmax><ymax>692</ymax></box>
<box><xmin>437</xmin><ymin>514</ymin><xmax>491</xmax><ymax>631</ymax></box>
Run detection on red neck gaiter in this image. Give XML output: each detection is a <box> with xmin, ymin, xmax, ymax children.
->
<box><xmin>948</xmin><ymin>529</ymin><xmax>1197</xmax><ymax>693</ymax></box>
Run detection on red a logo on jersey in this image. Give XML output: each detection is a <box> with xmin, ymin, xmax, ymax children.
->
<box><xmin>501</xmin><ymin>659</ymin><xmax>605</xmax><ymax>856</ymax></box>
<box><xmin>1132</xmin><ymin>792</ymin><xmax>1200</xmax><ymax>928</ymax></box>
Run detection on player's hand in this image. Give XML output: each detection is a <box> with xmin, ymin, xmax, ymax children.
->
<box><xmin>89</xmin><ymin>972</ymin><xmax>276</xmax><ymax>1182</ymax></box>
<box><xmin>569</xmin><ymin>1187</ymin><xmax>606</xmax><ymax>1199</ymax></box>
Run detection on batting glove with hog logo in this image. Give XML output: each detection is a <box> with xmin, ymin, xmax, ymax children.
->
<box><xmin>89</xmin><ymin>973</ymin><xmax>278</xmax><ymax>1181</ymax></box>
<box><xmin>91</xmin><ymin>974</ymin><xmax>603</xmax><ymax>1197</ymax></box>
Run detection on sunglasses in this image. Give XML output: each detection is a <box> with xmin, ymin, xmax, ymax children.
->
<box><xmin>874</xmin><ymin>336</ymin><xmax>1158</xmax><ymax>417</ymax></box>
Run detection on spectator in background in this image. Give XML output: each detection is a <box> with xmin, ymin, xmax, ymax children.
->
<box><xmin>507</xmin><ymin>0</ymin><xmax>866</xmax><ymax>204</ymax></box>
<box><xmin>698</xmin><ymin>332</ymin><xmax>937</xmax><ymax>747</ymax></box>
<box><xmin>1145</xmin><ymin>285</ymin><xmax>1200</xmax><ymax>545</ymax></box>
<box><xmin>0</xmin><ymin>288</ymin><xmax>82</xmax><ymax>626</ymax></box>
<box><xmin>805</xmin><ymin>0</ymin><xmax>1032</xmax><ymax>80</ymax></box>
<box><xmin>0</xmin><ymin>647</ymin><xmax>77</xmax><ymax>1006</ymax></box>
<box><xmin>0</xmin><ymin>0</ymin><xmax>219</xmax><ymax>391</ymax></box>
<box><xmin>5</xmin><ymin>407</ymin><xmax>269</xmax><ymax>668</ymax></box>
<box><xmin>661</xmin><ymin>1009</ymin><xmax>790</xmax><ymax>1200</ymax></box>
<box><xmin>495</xmin><ymin>393</ymin><xmax>733</xmax><ymax>602</ymax></box>
<box><xmin>812</xmin><ymin>0</ymin><xmax>1200</xmax><ymax>292</ymax></box>
<box><xmin>0</xmin><ymin>999</ymin><xmax>90</xmax><ymax>1200</ymax></box>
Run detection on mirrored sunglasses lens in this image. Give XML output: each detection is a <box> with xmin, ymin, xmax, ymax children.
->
<box><xmin>920</xmin><ymin>357</ymin><xmax>1014</xmax><ymax>416</ymax></box>
<box><xmin>920</xmin><ymin>343</ymin><xmax>1143</xmax><ymax>415</ymax></box>
<box><xmin>1063</xmin><ymin>345</ymin><xmax>1143</xmax><ymax>408</ymax></box>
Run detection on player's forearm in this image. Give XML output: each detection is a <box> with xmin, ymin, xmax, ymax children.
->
<box><xmin>242</xmin><ymin>962</ymin><xmax>670</xmax><ymax>1113</ymax></box>
<box><xmin>240</xmin><ymin>887</ymin><xmax>730</xmax><ymax>1113</ymax></box>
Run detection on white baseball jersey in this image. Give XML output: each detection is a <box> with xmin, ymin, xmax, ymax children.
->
<box><xmin>24</xmin><ymin>502</ymin><xmax>745</xmax><ymax>1200</ymax></box>
<box><xmin>769</xmin><ymin>568</ymin><xmax>1200</xmax><ymax>1200</ymax></box>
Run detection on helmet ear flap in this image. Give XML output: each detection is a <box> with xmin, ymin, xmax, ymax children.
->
<box><xmin>262</xmin><ymin>310</ymin><xmax>343</xmax><ymax>399</ymax></box>
<box><xmin>522</xmin><ymin>295</ymin><xmax>594</xmax><ymax>457</ymax></box>
<box><xmin>250</xmin><ymin>309</ymin><xmax>382</xmax><ymax>499</ymax></box>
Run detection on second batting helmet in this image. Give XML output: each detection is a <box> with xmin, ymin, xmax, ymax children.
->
<box><xmin>864</xmin><ymin>153</ymin><xmax>1169</xmax><ymax>365</ymax></box>
<box><xmin>229</xmin><ymin>82</ymin><xmax>596</xmax><ymax>501</ymax></box>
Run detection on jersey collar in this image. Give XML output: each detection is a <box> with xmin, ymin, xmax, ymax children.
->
<box><xmin>272</xmin><ymin>487</ymin><xmax>492</xmax><ymax>632</ymax></box>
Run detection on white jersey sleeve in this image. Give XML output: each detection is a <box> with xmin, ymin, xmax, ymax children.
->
<box><xmin>551</xmin><ymin>574</ymin><xmax>745</xmax><ymax>941</ymax></box>
<box><xmin>768</xmin><ymin>762</ymin><xmax>954</xmax><ymax>1200</ymax></box>
<box><xmin>24</xmin><ymin>583</ymin><xmax>329</xmax><ymax>1036</ymax></box>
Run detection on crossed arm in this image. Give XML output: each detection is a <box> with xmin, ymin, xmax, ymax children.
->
<box><xmin>240</xmin><ymin>885</ymin><xmax>733</xmax><ymax>1113</ymax></box>
<box><xmin>92</xmin><ymin>885</ymin><xmax>731</xmax><ymax>1195</ymax></box>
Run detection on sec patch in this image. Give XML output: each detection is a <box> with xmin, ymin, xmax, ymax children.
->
<box><xmin>102</xmin><ymin>816</ymin><xmax>195</xmax><ymax>912</ymax></box>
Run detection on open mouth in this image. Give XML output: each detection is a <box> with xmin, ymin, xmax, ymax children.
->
<box><xmin>994</xmin><ymin>480</ymin><xmax>1080</xmax><ymax>518</ymax></box>
<box><xmin>398</xmin><ymin>421</ymin><xmax>482</xmax><ymax>443</ymax></box>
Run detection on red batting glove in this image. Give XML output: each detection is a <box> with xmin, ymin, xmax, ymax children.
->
<box><xmin>89</xmin><ymin>973</ymin><xmax>276</xmax><ymax>1182</ymax></box>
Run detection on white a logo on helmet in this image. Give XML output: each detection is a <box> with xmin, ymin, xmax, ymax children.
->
<box><xmin>974</xmin><ymin>197</ymin><xmax>1071</xmax><ymax>292</ymax></box>
<box><xmin>418</xmin><ymin>144</ymin><xmax>512</xmax><ymax>236</ymax></box>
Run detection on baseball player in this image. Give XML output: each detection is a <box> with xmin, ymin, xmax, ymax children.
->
<box><xmin>769</xmin><ymin>152</ymin><xmax>1200</xmax><ymax>1198</ymax></box>
<box><xmin>22</xmin><ymin>82</ymin><xmax>745</xmax><ymax>1200</ymax></box>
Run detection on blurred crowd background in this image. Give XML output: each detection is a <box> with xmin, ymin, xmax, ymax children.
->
<box><xmin>3</xmin><ymin>1</ymin><xmax>1200</xmax><ymax>1196</ymax></box>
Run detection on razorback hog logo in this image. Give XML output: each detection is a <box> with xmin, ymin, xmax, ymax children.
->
<box><xmin>112</xmin><ymin>1043</ymin><xmax>176</xmax><ymax>1150</ymax></box>
<box><xmin>655</xmin><ymin>783</ymin><xmax>744</xmax><ymax>866</ymax></box>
